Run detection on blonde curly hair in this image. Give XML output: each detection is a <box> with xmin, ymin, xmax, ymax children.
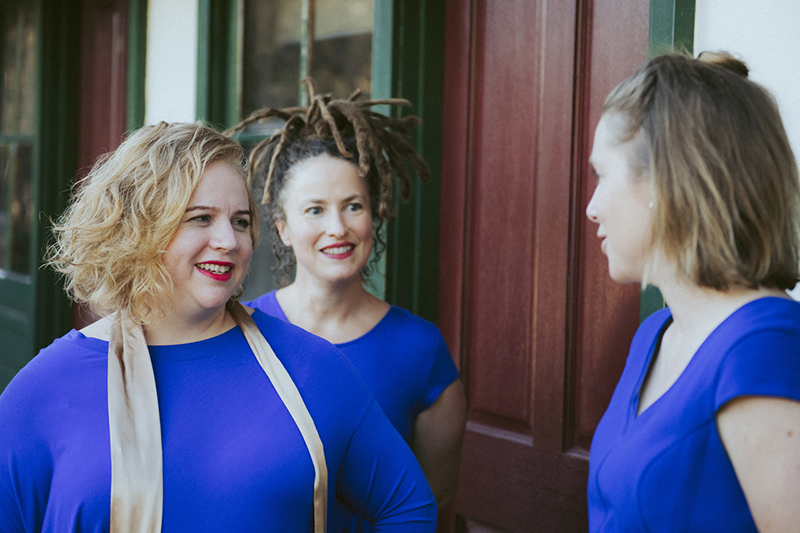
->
<box><xmin>48</xmin><ymin>121</ymin><xmax>258</xmax><ymax>325</ymax></box>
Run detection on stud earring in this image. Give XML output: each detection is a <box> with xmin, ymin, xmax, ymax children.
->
<box><xmin>648</xmin><ymin>201</ymin><xmax>654</xmax><ymax>209</ymax></box>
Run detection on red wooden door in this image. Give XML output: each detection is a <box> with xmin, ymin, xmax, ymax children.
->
<box><xmin>74</xmin><ymin>0</ymin><xmax>129</xmax><ymax>328</ymax></box>
<box><xmin>438</xmin><ymin>1</ymin><xmax>649</xmax><ymax>531</ymax></box>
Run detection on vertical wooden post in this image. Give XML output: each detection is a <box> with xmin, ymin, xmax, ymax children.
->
<box><xmin>299</xmin><ymin>0</ymin><xmax>315</xmax><ymax>106</ymax></box>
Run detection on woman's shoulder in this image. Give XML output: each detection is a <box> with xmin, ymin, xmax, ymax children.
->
<box><xmin>244</xmin><ymin>290</ymin><xmax>285</xmax><ymax>320</ymax></box>
<box><xmin>376</xmin><ymin>306</ymin><xmax>445</xmax><ymax>342</ymax></box>
<box><xmin>249</xmin><ymin>308</ymin><xmax>369</xmax><ymax>380</ymax></box>
<box><xmin>713</xmin><ymin>297</ymin><xmax>800</xmax><ymax>406</ymax></box>
<box><xmin>9</xmin><ymin>329</ymin><xmax>107</xmax><ymax>385</ymax></box>
<box><xmin>712</xmin><ymin>296</ymin><xmax>800</xmax><ymax>349</ymax></box>
<box><xmin>248</xmin><ymin>308</ymin><xmax>376</xmax><ymax>432</ymax></box>
<box><xmin>250</xmin><ymin>307</ymin><xmax>334</xmax><ymax>348</ymax></box>
<box><xmin>733</xmin><ymin>295</ymin><xmax>800</xmax><ymax>327</ymax></box>
<box><xmin>1</xmin><ymin>329</ymin><xmax>107</xmax><ymax>424</ymax></box>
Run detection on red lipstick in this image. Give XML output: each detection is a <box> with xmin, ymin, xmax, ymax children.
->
<box><xmin>320</xmin><ymin>242</ymin><xmax>355</xmax><ymax>259</ymax></box>
<box><xmin>195</xmin><ymin>261</ymin><xmax>234</xmax><ymax>281</ymax></box>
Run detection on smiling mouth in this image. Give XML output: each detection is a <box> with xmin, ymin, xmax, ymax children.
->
<box><xmin>196</xmin><ymin>262</ymin><xmax>232</xmax><ymax>274</ymax></box>
<box><xmin>322</xmin><ymin>245</ymin><xmax>355</xmax><ymax>256</ymax></box>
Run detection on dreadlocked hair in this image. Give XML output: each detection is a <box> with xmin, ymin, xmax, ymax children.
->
<box><xmin>226</xmin><ymin>81</ymin><xmax>430</xmax><ymax>286</ymax></box>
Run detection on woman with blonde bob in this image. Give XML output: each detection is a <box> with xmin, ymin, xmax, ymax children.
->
<box><xmin>586</xmin><ymin>52</ymin><xmax>800</xmax><ymax>532</ymax></box>
<box><xmin>0</xmin><ymin>122</ymin><xmax>437</xmax><ymax>532</ymax></box>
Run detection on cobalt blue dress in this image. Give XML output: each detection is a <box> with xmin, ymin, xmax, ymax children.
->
<box><xmin>246</xmin><ymin>290</ymin><xmax>460</xmax><ymax>444</ymax></box>
<box><xmin>247</xmin><ymin>291</ymin><xmax>460</xmax><ymax>533</ymax></box>
<box><xmin>0</xmin><ymin>310</ymin><xmax>437</xmax><ymax>532</ymax></box>
<box><xmin>588</xmin><ymin>297</ymin><xmax>800</xmax><ymax>532</ymax></box>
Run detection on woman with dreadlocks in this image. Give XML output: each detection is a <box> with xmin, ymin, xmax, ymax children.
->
<box><xmin>230</xmin><ymin>86</ymin><xmax>466</xmax><ymax>530</ymax></box>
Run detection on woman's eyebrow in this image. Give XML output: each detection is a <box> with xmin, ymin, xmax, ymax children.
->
<box><xmin>185</xmin><ymin>205</ymin><xmax>217</xmax><ymax>213</ymax></box>
<box><xmin>184</xmin><ymin>207</ymin><xmax>252</xmax><ymax>216</ymax></box>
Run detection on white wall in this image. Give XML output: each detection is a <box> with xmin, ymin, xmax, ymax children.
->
<box><xmin>695</xmin><ymin>0</ymin><xmax>800</xmax><ymax>296</ymax></box>
<box><xmin>144</xmin><ymin>0</ymin><xmax>199</xmax><ymax>124</ymax></box>
<box><xmin>694</xmin><ymin>0</ymin><xmax>800</xmax><ymax>172</ymax></box>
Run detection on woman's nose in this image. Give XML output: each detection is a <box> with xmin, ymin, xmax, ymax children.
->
<box><xmin>326</xmin><ymin>212</ymin><xmax>347</xmax><ymax>237</ymax></box>
<box><xmin>586</xmin><ymin>189</ymin><xmax>599</xmax><ymax>223</ymax></box>
<box><xmin>210</xmin><ymin>221</ymin><xmax>239</xmax><ymax>250</ymax></box>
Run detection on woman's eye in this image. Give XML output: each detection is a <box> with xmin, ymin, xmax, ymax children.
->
<box><xmin>188</xmin><ymin>214</ymin><xmax>211</xmax><ymax>223</ymax></box>
<box><xmin>307</xmin><ymin>206</ymin><xmax>322</xmax><ymax>215</ymax></box>
<box><xmin>234</xmin><ymin>218</ymin><xmax>251</xmax><ymax>230</ymax></box>
<box><xmin>348</xmin><ymin>203</ymin><xmax>363</xmax><ymax>212</ymax></box>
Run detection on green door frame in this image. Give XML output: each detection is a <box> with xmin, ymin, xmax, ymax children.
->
<box><xmin>640</xmin><ymin>0</ymin><xmax>695</xmax><ymax>321</ymax></box>
<box><xmin>127</xmin><ymin>0</ymin><xmax>148</xmax><ymax>131</ymax></box>
<box><xmin>196</xmin><ymin>0</ymin><xmax>240</xmax><ymax>128</ymax></box>
<box><xmin>373</xmin><ymin>0</ymin><xmax>445</xmax><ymax>323</ymax></box>
<box><xmin>30</xmin><ymin>1</ymin><xmax>79</xmax><ymax>352</ymax></box>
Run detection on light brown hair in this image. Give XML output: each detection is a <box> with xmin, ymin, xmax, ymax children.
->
<box><xmin>603</xmin><ymin>52</ymin><xmax>800</xmax><ymax>291</ymax></box>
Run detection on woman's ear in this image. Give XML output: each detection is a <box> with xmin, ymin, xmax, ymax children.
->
<box><xmin>274</xmin><ymin>216</ymin><xmax>292</xmax><ymax>247</ymax></box>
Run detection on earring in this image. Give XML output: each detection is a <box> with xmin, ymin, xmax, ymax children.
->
<box><xmin>648</xmin><ymin>201</ymin><xmax>654</xmax><ymax>209</ymax></box>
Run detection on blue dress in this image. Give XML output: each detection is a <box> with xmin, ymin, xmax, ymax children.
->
<box><xmin>0</xmin><ymin>310</ymin><xmax>437</xmax><ymax>532</ymax></box>
<box><xmin>588</xmin><ymin>297</ymin><xmax>800</xmax><ymax>532</ymax></box>
<box><xmin>246</xmin><ymin>290</ymin><xmax>460</xmax><ymax>444</ymax></box>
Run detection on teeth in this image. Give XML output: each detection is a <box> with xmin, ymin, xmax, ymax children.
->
<box><xmin>323</xmin><ymin>245</ymin><xmax>354</xmax><ymax>255</ymax></box>
<box><xmin>196</xmin><ymin>263</ymin><xmax>232</xmax><ymax>274</ymax></box>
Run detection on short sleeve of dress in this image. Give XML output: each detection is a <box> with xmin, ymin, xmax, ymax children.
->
<box><xmin>715</xmin><ymin>328</ymin><xmax>800</xmax><ymax>411</ymax></box>
<box><xmin>422</xmin><ymin>333</ymin><xmax>460</xmax><ymax>410</ymax></box>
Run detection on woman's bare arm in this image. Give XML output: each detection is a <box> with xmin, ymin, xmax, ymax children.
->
<box><xmin>717</xmin><ymin>395</ymin><xmax>800</xmax><ymax>532</ymax></box>
<box><xmin>411</xmin><ymin>379</ymin><xmax>467</xmax><ymax>508</ymax></box>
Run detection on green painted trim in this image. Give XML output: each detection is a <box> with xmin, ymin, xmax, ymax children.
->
<box><xmin>196</xmin><ymin>0</ymin><xmax>239</xmax><ymax>127</ymax></box>
<box><xmin>33</xmin><ymin>0</ymin><xmax>79</xmax><ymax>351</ymax></box>
<box><xmin>371</xmin><ymin>1</ymin><xmax>393</xmax><ymax>101</ymax></box>
<box><xmin>196</xmin><ymin>0</ymin><xmax>211</xmax><ymax>120</ymax></box>
<box><xmin>382</xmin><ymin>0</ymin><xmax>445</xmax><ymax>323</ymax></box>
<box><xmin>364</xmin><ymin>0</ymin><xmax>395</xmax><ymax>301</ymax></box>
<box><xmin>639</xmin><ymin>284</ymin><xmax>665</xmax><ymax>323</ymax></box>
<box><xmin>649</xmin><ymin>0</ymin><xmax>695</xmax><ymax>58</ymax></box>
<box><xmin>299</xmin><ymin>0</ymin><xmax>313</xmax><ymax>106</ymax></box>
<box><xmin>127</xmin><ymin>0</ymin><xmax>147</xmax><ymax>130</ymax></box>
<box><xmin>640</xmin><ymin>0</ymin><xmax>696</xmax><ymax>321</ymax></box>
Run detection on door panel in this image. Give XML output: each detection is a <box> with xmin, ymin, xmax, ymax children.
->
<box><xmin>465</xmin><ymin>0</ymin><xmax>539</xmax><ymax>434</ymax></box>
<box><xmin>439</xmin><ymin>0</ymin><xmax>648</xmax><ymax>530</ymax></box>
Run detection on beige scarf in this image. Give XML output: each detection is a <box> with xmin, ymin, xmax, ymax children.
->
<box><xmin>106</xmin><ymin>301</ymin><xmax>327</xmax><ymax>532</ymax></box>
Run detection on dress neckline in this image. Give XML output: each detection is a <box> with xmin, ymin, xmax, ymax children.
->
<box><xmin>270</xmin><ymin>290</ymin><xmax>395</xmax><ymax>347</ymax></box>
<box><xmin>631</xmin><ymin>296</ymin><xmax>794</xmax><ymax>422</ymax></box>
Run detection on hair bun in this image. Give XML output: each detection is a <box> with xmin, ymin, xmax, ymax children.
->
<box><xmin>697</xmin><ymin>51</ymin><xmax>749</xmax><ymax>78</ymax></box>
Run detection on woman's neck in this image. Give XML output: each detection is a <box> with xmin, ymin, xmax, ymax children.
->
<box><xmin>277</xmin><ymin>272</ymin><xmax>390</xmax><ymax>344</ymax></box>
<box><xmin>657</xmin><ymin>275</ymin><xmax>785</xmax><ymax>340</ymax></box>
<box><xmin>142</xmin><ymin>305</ymin><xmax>236</xmax><ymax>345</ymax></box>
